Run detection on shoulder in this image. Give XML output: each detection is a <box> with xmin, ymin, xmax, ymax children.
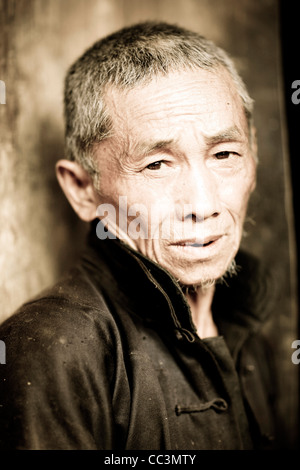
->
<box><xmin>0</xmin><ymin>265</ymin><xmax>121</xmax><ymax>369</ymax></box>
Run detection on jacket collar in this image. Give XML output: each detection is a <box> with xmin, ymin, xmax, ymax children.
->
<box><xmin>81</xmin><ymin>221</ymin><xmax>274</xmax><ymax>355</ymax></box>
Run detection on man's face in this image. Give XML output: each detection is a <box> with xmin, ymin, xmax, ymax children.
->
<box><xmin>94</xmin><ymin>68</ymin><xmax>256</xmax><ymax>286</ymax></box>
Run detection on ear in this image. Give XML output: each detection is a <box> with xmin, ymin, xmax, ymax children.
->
<box><xmin>55</xmin><ymin>159</ymin><xmax>99</xmax><ymax>222</ymax></box>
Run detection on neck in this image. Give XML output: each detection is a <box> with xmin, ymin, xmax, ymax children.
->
<box><xmin>184</xmin><ymin>284</ymin><xmax>218</xmax><ymax>339</ymax></box>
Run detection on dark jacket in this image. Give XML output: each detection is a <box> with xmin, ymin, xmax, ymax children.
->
<box><xmin>0</xmin><ymin>224</ymin><xmax>278</xmax><ymax>450</ymax></box>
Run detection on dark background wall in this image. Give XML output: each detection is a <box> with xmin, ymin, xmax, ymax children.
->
<box><xmin>280</xmin><ymin>1</ymin><xmax>300</xmax><ymax>449</ymax></box>
<box><xmin>0</xmin><ymin>0</ymin><xmax>298</xmax><ymax>447</ymax></box>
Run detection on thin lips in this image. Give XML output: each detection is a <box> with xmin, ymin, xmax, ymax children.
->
<box><xmin>172</xmin><ymin>234</ymin><xmax>223</xmax><ymax>246</ymax></box>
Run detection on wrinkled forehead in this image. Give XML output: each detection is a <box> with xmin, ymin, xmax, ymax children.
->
<box><xmin>104</xmin><ymin>68</ymin><xmax>248</xmax><ymax>142</ymax></box>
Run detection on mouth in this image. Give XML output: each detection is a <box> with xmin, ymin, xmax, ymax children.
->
<box><xmin>172</xmin><ymin>235</ymin><xmax>222</xmax><ymax>248</ymax></box>
<box><xmin>168</xmin><ymin>235</ymin><xmax>226</xmax><ymax>261</ymax></box>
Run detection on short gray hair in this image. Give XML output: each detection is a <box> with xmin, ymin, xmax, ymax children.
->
<box><xmin>64</xmin><ymin>21</ymin><xmax>254</xmax><ymax>179</ymax></box>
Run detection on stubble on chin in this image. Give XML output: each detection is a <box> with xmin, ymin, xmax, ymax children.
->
<box><xmin>179</xmin><ymin>257</ymin><xmax>239</xmax><ymax>294</ymax></box>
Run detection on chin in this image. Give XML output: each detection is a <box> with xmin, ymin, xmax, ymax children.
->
<box><xmin>170</xmin><ymin>257</ymin><xmax>238</xmax><ymax>288</ymax></box>
<box><xmin>170</xmin><ymin>270</ymin><xmax>219</xmax><ymax>288</ymax></box>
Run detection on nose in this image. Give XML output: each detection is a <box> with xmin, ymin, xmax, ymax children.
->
<box><xmin>176</xmin><ymin>163</ymin><xmax>221</xmax><ymax>223</ymax></box>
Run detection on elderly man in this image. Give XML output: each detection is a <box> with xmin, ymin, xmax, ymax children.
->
<box><xmin>0</xmin><ymin>22</ymin><xmax>278</xmax><ymax>450</ymax></box>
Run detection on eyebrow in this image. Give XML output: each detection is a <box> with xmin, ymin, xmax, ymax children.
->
<box><xmin>135</xmin><ymin>139</ymin><xmax>177</xmax><ymax>158</ymax></box>
<box><xmin>204</xmin><ymin>126</ymin><xmax>246</xmax><ymax>145</ymax></box>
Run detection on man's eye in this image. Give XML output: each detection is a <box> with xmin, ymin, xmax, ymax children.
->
<box><xmin>215</xmin><ymin>151</ymin><xmax>238</xmax><ymax>160</ymax></box>
<box><xmin>146</xmin><ymin>161</ymin><xmax>163</xmax><ymax>170</ymax></box>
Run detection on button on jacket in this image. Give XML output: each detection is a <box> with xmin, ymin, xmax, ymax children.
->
<box><xmin>0</xmin><ymin>223</ymin><xmax>278</xmax><ymax>450</ymax></box>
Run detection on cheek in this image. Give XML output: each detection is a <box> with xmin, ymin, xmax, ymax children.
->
<box><xmin>143</xmin><ymin>200</ymin><xmax>176</xmax><ymax>239</ymax></box>
<box><xmin>219</xmin><ymin>163</ymin><xmax>256</xmax><ymax>216</ymax></box>
<box><xmin>112</xmin><ymin>193</ymin><xmax>176</xmax><ymax>240</ymax></box>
